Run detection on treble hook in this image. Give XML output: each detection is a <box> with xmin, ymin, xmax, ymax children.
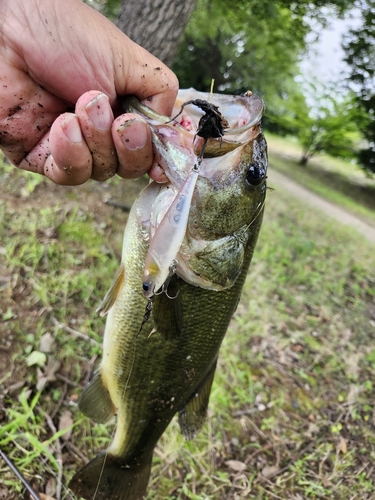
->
<box><xmin>154</xmin><ymin>260</ymin><xmax>179</xmax><ymax>299</ymax></box>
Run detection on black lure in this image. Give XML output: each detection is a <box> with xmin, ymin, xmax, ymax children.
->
<box><xmin>170</xmin><ymin>99</ymin><xmax>229</xmax><ymax>142</ymax></box>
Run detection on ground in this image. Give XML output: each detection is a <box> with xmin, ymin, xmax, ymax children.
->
<box><xmin>1</xmin><ymin>146</ymin><xmax>375</xmax><ymax>500</ymax></box>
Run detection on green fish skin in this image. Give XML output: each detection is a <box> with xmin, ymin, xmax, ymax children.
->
<box><xmin>69</xmin><ymin>91</ymin><xmax>267</xmax><ymax>500</ymax></box>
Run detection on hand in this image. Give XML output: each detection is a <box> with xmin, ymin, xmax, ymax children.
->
<box><xmin>0</xmin><ymin>0</ymin><xmax>178</xmax><ymax>184</ymax></box>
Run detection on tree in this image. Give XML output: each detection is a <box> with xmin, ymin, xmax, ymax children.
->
<box><xmin>116</xmin><ymin>0</ymin><xmax>196</xmax><ymax>67</ymax></box>
<box><xmin>171</xmin><ymin>0</ymin><xmax>356</xmax><ymax>123</ymax></box>
<box><xmin>343</xmin><ymin>0</ymin><xmax>375</xmax><ymax>173</ymax></box>
<box><xmin>270</xmin><ymin>83</ymin><xmax>362</xmax><ymax>165</ymax></box>
<box><xmin>172</xmin><ymin>0</ymin><xmax>306</xmax><ymax>101</ymax></box>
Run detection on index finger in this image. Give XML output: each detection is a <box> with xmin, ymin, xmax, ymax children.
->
<box><xmin>114</xmin><ymin>42</ymin><xmax>179</xmax><ymax>118</ymax></box>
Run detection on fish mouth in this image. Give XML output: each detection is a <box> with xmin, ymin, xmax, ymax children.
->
<box><xmin>123</xmin><ymin>90</ymin><xmax>266</xmax><ymax>296</ymax></box>
<box><xmin>123</xmin><ymin>89</ymin><xmax>264</xmax><ymax>135</ymax></box>
<box><xmin>122</xmin><ymin>89</ymin><xmax>264</xmax><ymax>181</ymax></box>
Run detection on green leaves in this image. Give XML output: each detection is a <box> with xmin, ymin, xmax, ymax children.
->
<box><xmin>269</xmin><ymin>83</ymin><xmax>363</xmax><ymax>165</ymax></box>
<box><xmin>343</xmin><ymin>0</ymin><xmax>375</xmax><ymax>173</ymax></box>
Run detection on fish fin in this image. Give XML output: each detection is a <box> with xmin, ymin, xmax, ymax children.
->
<box><xmin>69</xmin><ymin>451</ymin><xmax>152</xmax><ymax>500</ymax></box>
<box><xmin>178</xmin><ymin>359</ymin><xmax>217</xmax><ymax>440</ymax></box>
<box><xmin>152</xmin><ymin>275</ymin><xmax>183</xmax><ymax>340</ymax></box>
<box><xmin>96</xmin><ymin>263</ymin><xmax>125</xmax><ymax>316</ymax></box>
<box><xmin>78</xmin><ymin>371</ymin><xmax>116</xmax><ymax>423</ymax></box>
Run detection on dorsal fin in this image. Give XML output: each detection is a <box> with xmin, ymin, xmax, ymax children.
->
<box><xmin>178</xmin><ymin>359</ymin><xmax>217</xmax><ymax>440</ymax></box>
<box><xmin>96</xmin><ymin>263</ymin><xmax>125</xmax><ymax>317</ymax></box>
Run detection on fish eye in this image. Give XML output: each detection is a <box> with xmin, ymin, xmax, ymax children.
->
<box><xmin>142</xmin><ymin>282</ymin><xmax>149</xmax><ymax>292</ymax></box>
<box><xmin>245</xmin><ymin>162</ymin><xmax>266</xmax><ymax>187</ymax></box>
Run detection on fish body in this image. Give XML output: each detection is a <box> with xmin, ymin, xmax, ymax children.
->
<box><xmin>69</xmin><ymin>89</ymin><xmax>268</xmax><ymax>500</ymax></box>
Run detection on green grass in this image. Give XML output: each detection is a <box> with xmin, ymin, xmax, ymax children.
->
<box><xmin>1</xmin><ymin>149</ymin><xmax>375</xmax><ymax>499</ymax></box>
<box><xmin>266</xmin><ymin>133</ymin><xmax>375</xmax><ymax>226</ymax></box>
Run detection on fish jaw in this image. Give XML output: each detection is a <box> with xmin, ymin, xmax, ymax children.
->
<box><xmin>150</xmin><ymin>124</ymin><xmax>197</xmax><ymax>187</ymax></box>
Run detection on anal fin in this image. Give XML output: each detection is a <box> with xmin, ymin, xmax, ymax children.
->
<box><xmin>79</xmin><ymin>371</ymin><xmax>116</xmax><ymax>423</ymax></box>
<box><xmin>178</xmin><ymin>359</ymin><xmax>217</xmax><ymax>440</ymax></box>
<box><xmin>96</xmin><ymin>263</ymin><xmax>125</xmax><ymax>316</ymax></box>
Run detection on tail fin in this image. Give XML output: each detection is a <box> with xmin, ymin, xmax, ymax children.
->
<box><xmin>69</xmin><ymin>451</ymin><xmax>152</xmax><ymax>500</ymax></box>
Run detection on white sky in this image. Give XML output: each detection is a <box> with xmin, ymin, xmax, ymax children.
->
<box><xmin>299</xmin><ymin>8</ymin><xmax>362</xmax><ymax>89</ymax></box>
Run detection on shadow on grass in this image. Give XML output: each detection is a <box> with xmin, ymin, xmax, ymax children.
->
<box><xmin>300</xmin><ymin>161</ymin><xmax>375</xmax><ymax>212</ymax></box>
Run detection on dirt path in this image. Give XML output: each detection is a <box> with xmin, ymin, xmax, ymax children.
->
<box><xmin>268</xmin><ymin>169</ymin><xmax>375</xmax><ymax>245</ymax></box>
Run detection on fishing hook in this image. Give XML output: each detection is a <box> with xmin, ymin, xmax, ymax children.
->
<box><xmin>154</xmin><ymin>260</ymin><xmax>179</xmax><ymax>299</ymax></box>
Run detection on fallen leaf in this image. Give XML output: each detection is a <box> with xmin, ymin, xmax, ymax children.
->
<box><xmin>0</xmin><ymin>486</ymin><xmax>9</xmax><ymax>500</ymax></box>
<box><xmin>45</xmin><ymin>476</ymin><xmax>56</xmax><ymax>497</ymax></box>
<box><xmin>225</xmin><ymin>460</ymin><xmax>246</xmax><ymax>472</ymax></box>
<box><xmin>338</xmin><ymin>436</ymin><xmax>347</xmax><ymax>454</ymax></box>
<box><xmin>7</xmin><ymin>380</ymin><xmax>25</xmax><ymax>395</ymax></box>
<box><xmin>39</xmin><ymin>332</ymin><xmax>55</xmax><ymax>353</ymax></box>
<box><xmin>59</xmin><ymin>409</ymin><xmax>74</xmax><ymax>441</ymax></box>
<box><xmin>26</xmin><ymin>350</ymin><xmax>47</xmax><ymax>367</ymax></box>
<box><xmin>261</xmin><ymin>465</ymin><xmax>279</xmax><ymax>478</ymax></box>
<box><xmin>39</xmin><ymin>494</ymin><xmax>57</xmax><ymax>500</ymax></box>
<box><xmin>322</xmin><ymin>476</ymin><xmax>332</xmax><ymax>487</ymax></box>
<box><xmin>36</xmin><ymin>356</ymin><xmax>61</xmax><ymax>391</ymax></box>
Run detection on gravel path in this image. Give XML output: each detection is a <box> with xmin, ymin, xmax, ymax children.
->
<box><xmin>268</xmin><ymin>169</ymin><xmax>375</xmax><ymax>245</ymax></box>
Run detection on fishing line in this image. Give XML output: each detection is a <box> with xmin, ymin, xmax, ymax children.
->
<box><xmin>245</xmin><ymin>198</ymin><xmax>266</xmax><ymax>231</ymax></box>
<box><xmin>93</xmin><ymin>325</ymin><xmax>139</xmax><ymax>500</ymax></box>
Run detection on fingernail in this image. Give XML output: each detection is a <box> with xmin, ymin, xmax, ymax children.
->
<box><xmin>117</xmin><ymin>118</ymin><xmax>148</xmax><ymax>151</ymax></box>
<box><xmin>61</xmin><ymin>115</ymin><xmax>83</xmax><ymax>143</ymax></box>
<box><xmin>85</xmin><ymin>93</ymin><xmax>112</xmax><ymax>130</ymax></box>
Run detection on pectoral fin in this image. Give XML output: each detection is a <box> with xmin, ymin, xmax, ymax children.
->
<box><xmin>79</xmin><ymin>371</ymin><xmax>116</xmax><ymax>423</ymax></box>
<box><xmin>178</xmin><ymin>359</ymin><xmax>217</xmax><ymax>440</ymax></box>
<box><xmin>96</xmin><ymin>263</ymin><xmax>125</xmax><ymax>316</ymax></box>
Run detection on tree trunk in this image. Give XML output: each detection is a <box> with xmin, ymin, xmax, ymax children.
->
<box><xmin>116</xmin><ymin>0</ymin><xmax>196</xmax><ymax>67</ymax></box>
<box><xmin>299</xmin><ymin>155</ymin><xmax>309</xmax><ymax>166</ymax></box>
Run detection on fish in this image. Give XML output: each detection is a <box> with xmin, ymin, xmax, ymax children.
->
<box><xmin>69</xmin><ymin>88</ymin><xmax>268</xmax><ymax>500</ymax></box>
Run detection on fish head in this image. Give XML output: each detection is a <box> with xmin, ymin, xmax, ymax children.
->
<box><xmin>188</xmin><ymin>129</ymin><xmax>267</xmax><ymax>240</ymax></box>
<box><xmin>123</xmin><ymin>89</ymin><xmax>267</xmax><ymax>293</ymax></box>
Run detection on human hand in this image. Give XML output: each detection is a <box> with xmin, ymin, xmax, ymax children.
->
<box><xmin>0</xmin><ymin>0</ymin><xmax>178</xmax><ymax>185</ymax></box>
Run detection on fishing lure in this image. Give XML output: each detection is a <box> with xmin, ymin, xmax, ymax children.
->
<box><xmin>142</xmin><ymin>163</ymin><xmax>200</xmax><ymax>298</ymax></box>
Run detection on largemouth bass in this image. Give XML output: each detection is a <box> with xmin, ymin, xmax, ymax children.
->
<box><xmin>69</xmin><ymin>89</ymin><xmax>268</xmax><ymax>500</ymax></box>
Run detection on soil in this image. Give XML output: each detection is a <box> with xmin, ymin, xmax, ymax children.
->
<box><xmin>1</xmin><ymin>164</ymin><xmax>374</xmax><ymax>499</ymax></box>
<box><xmin>268</xmin><ymin>169</ymin><xmax>375</xmax><ymax>245</ymax></box>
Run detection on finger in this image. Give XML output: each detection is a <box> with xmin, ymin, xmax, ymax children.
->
<box><xmin>112</xmin><ymin>114</ymin><xmax>153</xmax><ymax>179</ymax></box>
<box><xmin>118</xmin><ymin>42</ymin><xmax>179</xmax><ymax>117</ymax></box>
<box><xmin>46</xmin><ymin>113</ymin><xmax>93</xmax><ymax>185</ymax></box>
<box><xmin>75</xmin><ymin>91</ymin><xmax>117</xmax><ymax>182</ymax></box>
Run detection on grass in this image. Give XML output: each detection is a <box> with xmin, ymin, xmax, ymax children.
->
<box><xmin>266</xmin><ymin>132</ymin><xmax>375</xmax><ymax>227</ymax></box>
<box><xmin>1</xmin><ymin>146</ymin><xmax>375</xmax><ymax>499</ymax></box>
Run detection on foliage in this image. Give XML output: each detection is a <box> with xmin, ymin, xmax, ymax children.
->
<box><xmin>269</xmin><ymin>83</ymin><xmax>364</xmax><ymax>165</ymax></box>
<box><xmin>173</xmin><ymin>0</ymin><xmax>305</xmax><ymax>106</ymax></box>
<box><xmin>83</xmin><ymin>0</ymin><xmax>121</xmax><ymax>20</ymax></box>
<box><xmin>172</xmin><ymin>0</ymin><xmax>356</xmax><ymax>117</ymax></box>
<box><xmin>343</xmin><ymin>0</ymin><xmax>375</xmax><ymax>173</ymax></box>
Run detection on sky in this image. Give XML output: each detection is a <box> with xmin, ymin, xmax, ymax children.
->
<box><xmin>299</xmin><ymin>7</ymin><xmax>362</xmax><ymax>90</ymax></box>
